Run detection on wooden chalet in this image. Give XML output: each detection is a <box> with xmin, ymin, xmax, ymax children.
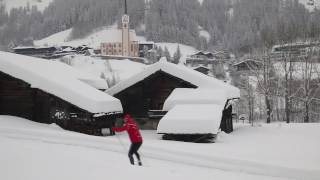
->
<box><xmin>0</xmin><ymin>52</ymin><xmax>122</xmax><ymax>135</ymax></box>
<box><xmin>186</xmin><ymin>51</ymin><xmax>216</xmax><ymax>66</ymax></box>
<box><xmin>233</xmin><ymin>59</ymin><xmax>262</xmax><ymax>72</ymax></box>
<box><xmin>107</xmin><ymin>59</ymin><xmax>240</xmax><ymax>130</ymax></box>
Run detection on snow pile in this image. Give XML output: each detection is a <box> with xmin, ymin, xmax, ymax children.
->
<box><xmin>107</xmin><ymin>60</ymin><xmax>240</xmax><ymax>98</ymax></box>
<box><xmin>157</xmin><ymin>104</ymin><xmax>223</xmax><ymax>134</ymax></box>
<box><xmin>0</xmin><ymin>52</ymin><xmax>122</xmax><ymax>113</ymax></box>
<box><xmin>163</xmin><ymin>88</ymin><xmax>228</xmax><ymax>111</ymax></box>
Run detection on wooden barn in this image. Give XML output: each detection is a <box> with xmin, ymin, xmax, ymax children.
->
<box><xmin>107</xmin><ymin>59</ymin><xmax>240</xmax><ymax>130</ymax></box>
<box><xmin>0</xmin><ymin>52</ymin><xmax>122</xmax><ymax>135</ymax></box>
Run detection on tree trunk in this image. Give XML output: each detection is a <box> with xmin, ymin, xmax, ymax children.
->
<box><xmin>285</xmin><ymin>95</ymin><xmax>290</xmax><ymax>123</ymax></box>
<box><xmin>266</xmin><ymin>96</ymin><xmax>271</xmax><ymax>123</ymax></box>
<box><xmin>304</xmin><ymin>102</ymin><xmax>309</xmax><ymax>123</ymax></box>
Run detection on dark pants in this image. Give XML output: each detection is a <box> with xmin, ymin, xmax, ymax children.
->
<box><xmin>128</xmin><ymin>142</ymin><xmax>142</xmax><ymax>165</ymax></box>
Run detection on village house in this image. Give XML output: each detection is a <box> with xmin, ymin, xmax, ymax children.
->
<box><xmin>0</xmin><ymin>52</ymin><xmax>122</xmax><ymax>135</ymax></box>
<box><xmin>233</xmin><ymin>59</ymin><xmax>263</xmax><ymax>72</ymax></box>
<box><xmin>186</xmin><ymin>51</ymin><xmax>216</xmax><ymax>66</ymax></box>
<box><xmin>270</xmin><ymin>42</ymin><xmax>320</xmax><ymax>61</ymax></box>
<box><xmin>100</xmin><ymin>12</ymin><xmax>139</xmax><ymax>57</ymax></box>
<box><xmin>106</xmin><ymin>58</ymin><xmax>240</xmax><ymax>134</ymax></box>
<box><xmin>138</xmin><ymin>41</ymin><xmax>155</xmax><ymax>57</ymax></box>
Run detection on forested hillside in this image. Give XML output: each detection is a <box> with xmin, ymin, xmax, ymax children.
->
<box><xmin>0</xmin><ymin>0</ymin><xmax>319</xmax><ymax>54</ymax></box>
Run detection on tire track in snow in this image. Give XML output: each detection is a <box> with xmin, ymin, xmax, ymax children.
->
<box><xmin>0</xmin><ymin>127</ymin><xmax>319</xmax><ymax>180</ymax></box>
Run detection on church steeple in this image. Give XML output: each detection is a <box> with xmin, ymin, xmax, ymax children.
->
<box><xmin>122</xmin><ymin>0</ymin><xmax>130</xmax><ymax>56</ymax></box>
<box><xmin>124</xmin><ymin>0</ymin><xmax>127</xmax><ymax>14</ymax></box>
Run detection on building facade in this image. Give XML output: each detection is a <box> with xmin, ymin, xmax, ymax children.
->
<box><xmin>100</xmin><ymin>14</ymin><xmax>139</xmax><ymax>57</ymax></box>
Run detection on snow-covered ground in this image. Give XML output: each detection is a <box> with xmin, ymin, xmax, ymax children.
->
<box><xmin>34</xmin><ymin>27</ymin><xmax>117</xmax><ymax>49</ymax></box>
<box><xmin>34</xmin><ymin>25</ymin><xmax>198</xmax><ymax>61</ymax></box>
<box><xmin>34</xmin><ymin>25</ymin><xmax>145</xmax><ymax>50</ymax></box>
<box><xmin>60</xmin><ymin>55</ymin><xmax>146</xmax><ymax>84</ymax></box>
<box><xmin>0</xmin><ymin>0</ymin><xmax>53</xmax><ymax>12</ymax></box>
<box><xmin>1</xmin><ymin>115</ymin><xmax>319</xmax><ymax>180</ymax></box>
<box><xmin>155</xmin><ymin>42</ymin><xmax>198</xmax><ymax>63</ymax></box>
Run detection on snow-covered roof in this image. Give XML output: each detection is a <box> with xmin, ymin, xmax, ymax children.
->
<box><xmin>13</xmin><ymin>46</ymin><xmax>57</xmax><ymax>50</ymax></box>
<box><xmin>193</xmin><ymin>65</ymin><xmax>210</xmax><ymax>70</ymax></box>
<box><xmin>192</xmin><ymin>51</ymin><xmax>214</xmax><ymax>56</ymax></box>
<box><xmin>163</xmin><ymin>88</ymin><xmax>228</xmax><ymax>111</ymax></box>
<box><xmin>233</xmin><ymin>59</ymin><xmax>262</xmax><ymax>66</ymax></box>
<box><xmin>0</xmin><ymin>51</ymin><xmax>122</xmax><ymax>114</ymax></box>
<box><xmin>157</xmin><ymin>104</ymin><xmax>223</xmax><ymax>134</ymax></box>
<box><xmin>107</xmin><ymin>61</ymin><xmax>240</xmax><ymax>98</ymax></box>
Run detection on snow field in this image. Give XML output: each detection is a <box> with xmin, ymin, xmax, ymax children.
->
<box><xmin>0</xmin><ymin>116</ymin><xmax>320</xmax><ymax>180</ymax></box>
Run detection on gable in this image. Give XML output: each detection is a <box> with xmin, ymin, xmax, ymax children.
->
<box><xmin>115</xmin><ymin>70</ymin><xmax>197</xmax><ymax>97</ymax></box>
<box><xmin>107</xmin><ymin>61</ymin><xmax>240</xmax><ymax>99</ymax></box>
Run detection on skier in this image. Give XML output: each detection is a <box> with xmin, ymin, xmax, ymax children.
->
<box><xmin>112</xmin><ymin>114</ymin><xmax>143</xmax><ymax>166</ymax></box>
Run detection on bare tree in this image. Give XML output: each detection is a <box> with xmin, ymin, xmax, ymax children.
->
<box><xmin>299</xmin><ymin>47</ymin><xmax>320</xmax><ymax>122</ymax></box>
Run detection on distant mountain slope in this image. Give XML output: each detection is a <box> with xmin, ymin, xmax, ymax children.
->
<box><xmin>0</xmin><ymin>0</ymin><xmax>53</xmax><ymax>12</ymax></box>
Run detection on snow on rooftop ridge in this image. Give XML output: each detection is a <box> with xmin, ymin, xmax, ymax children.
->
<box><xmin>157</xmin><ymin>104</ymin><xmax>223</xmax><ymax>134</ymax></box>
<box><xmin>163</xmin><ymin>88</ymin><xmax>228</xmax><ymax>111</ymax></box>
<box><xmin>0</xmin><ymin>52</ymin><xmax>122</xmax><ymax>114</ymax></box>
<box><xmin>106</xmin><ymin>61</ymin><xmax>240</xmax><ymax>98</ymax></box>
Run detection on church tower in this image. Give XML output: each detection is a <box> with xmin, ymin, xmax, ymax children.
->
<box><xmin>122</xmin><ymin>0</ymin><xmax>130</xmax><ymax>56</ymax></box>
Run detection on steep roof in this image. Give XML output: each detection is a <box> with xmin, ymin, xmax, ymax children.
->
<box><xmin>106</xmin><ymin>60</ymin><xmax>240</xmax><ymax>98</ymax></box>
<box><xmin>0</xmin><ymin>52</ymin><xmax>122</xmax><ymax>114</ymax></box>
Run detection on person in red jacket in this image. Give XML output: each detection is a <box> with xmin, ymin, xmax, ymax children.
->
<box><xmin>112</xmin><ymin>114</ymin><xmax>143</xmax><ymax>165</ymax></box>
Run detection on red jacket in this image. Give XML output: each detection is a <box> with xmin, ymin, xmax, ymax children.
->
<box><xmin>112</xmin><ymin>117</ymin><xmax>143</xmax><ymax>143</ymax></box>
